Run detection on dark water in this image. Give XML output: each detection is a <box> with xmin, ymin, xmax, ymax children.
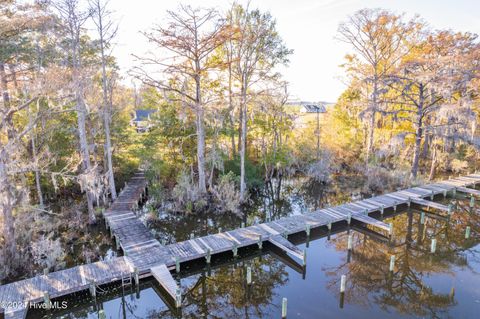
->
<box><xmin>29</xmin><ymin>178</ymin><xmax>480</xmax><ymax>318</ymax></box>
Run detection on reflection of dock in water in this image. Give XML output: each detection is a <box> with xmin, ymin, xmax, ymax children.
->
<box><xmin>1</xmin><ymin>173</ymin><xmax>479</xmax><ymax>318</ymax></box>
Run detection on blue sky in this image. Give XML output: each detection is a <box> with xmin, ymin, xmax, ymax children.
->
<box><xmin>109</xmin><ymin>0</ymin><xmax>480</xmax><ymax>102</ymax></box>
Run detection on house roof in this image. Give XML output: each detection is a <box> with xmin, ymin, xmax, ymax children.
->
<box><xmin>134</xmin><ymin>109</ymin><xmax>156</xmax><ymax>121</ymax></box>
<box><xmin>301</xmin><ymin>104</ymin><xmax>327</xmax><ymax>113</ymax></box>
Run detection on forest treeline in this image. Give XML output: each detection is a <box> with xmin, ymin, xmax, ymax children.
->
<box><xmin>0</xmin><ymin>1</ymin><xmax>479</xmax><ymax>281</ymax></box>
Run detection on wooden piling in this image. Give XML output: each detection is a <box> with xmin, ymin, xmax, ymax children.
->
<box><xmin>389</xmin><ymin>255</ymin><xmax>395</xmax><ymax>272</ymax></box>
<box><xmin>43</xmin><ymin>291</ymin><xmax>51</xmax><ymax>309</ymax></box>
<box><xmin>420</xmin><ymin>212</ymin><xmax>425</xmax><ymax>224</ymax></box>
<box><xmin>247</xmin><ymin>266</ymin><xmax>252</xmax><ymax>285</ymax></box>
<box><xmin>305</xmin><ymin>224</ymin><xmax>311</xmax><ymax>237</ymax></box>
<box><xmin>257</xmin><ymin>235</ymin><xmax>263</xmax><ymax>249</ymax></box>
<box><xmin>465</xmin><ymin>226</ymin><xmax>471</xmax><ymax>239</ymax></box>
<box><xmin>282</xmin><ymin>297</ymin><xmax>287</xmax><ymax>318</ymax></box>
<box><xmin>206</xmin><ymin>248</ymin><xmax>211</xmax><ymax>263</ymax></box>
<box><xmin>431</xmin><ymin>238</ymin><xmax>437</xmax><ymax>253</ymax></box>
<box><xmin>347</xmin><ymin>234</ymin><xmax>353</xmax><ymax>250</ymax></box>
<box><xmin>340</xmin><ymin>275</ymin><xmax>346</xmax><ymax>293</ymax></box>
<box><xmin>175</xmin><ymin>287</ymin><xmax>182</xmax><ymax>308</ymax></box>
<box><xmin>134</xmin><ymin>267</ymin><xmax>139</xmax><ymax>286</ymax></box>
<box><xmin>175</xmin><ymin>256</ymin><xmax>180</xmax><ymax>273</ymax></box>
<box><xmin>232</xmin><ymin>243</ymin><xmax>238</xmax><ymax>257</ymax></box>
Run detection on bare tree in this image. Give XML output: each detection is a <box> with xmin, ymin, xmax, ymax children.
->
<box><xmin>337</xmin><ymin>9</ymin><xmax>423</xmax><ymax>164</ymax></box>
<box><xmin>90</xmin><ymin>0</ymin><xmax>118</xmax><ymax>200</ymax></box>
<box><xmin>227</xmin><ymin>3</ymin><xmax>291</xmax><ymax>201</ymax></box>
<box><xmin>53</xmin><ymin>0</ymin><xmax>96</xmax><ymax>223</ymax></box>
<box><xmin>132</xmin><ymin>5</ymin><xmax>230</xmax><ymax>193</ymax></box>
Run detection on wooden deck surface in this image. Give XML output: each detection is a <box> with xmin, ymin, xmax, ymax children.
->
<box><xmin>1</xmin><ymin>172</ymin><xmax>479</xmax><ymax>317</ymax></box>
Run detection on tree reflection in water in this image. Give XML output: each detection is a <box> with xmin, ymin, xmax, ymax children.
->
<box><xmin>325</xmin><ymin>196</ymin><xmax>480</xmax><ymax>319</ymax></box>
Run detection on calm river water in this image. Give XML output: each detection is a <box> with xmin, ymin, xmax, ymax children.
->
<box><xmin>29</xmin><ymin>177</ymin><xmax>480</xmax><ymax>318</ymax></box>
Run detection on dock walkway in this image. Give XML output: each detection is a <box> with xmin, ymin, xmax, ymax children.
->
<box><xmin>1</xmin><ymin>173</ymin><xmax>480</xmax><ymax>317</ymax></box>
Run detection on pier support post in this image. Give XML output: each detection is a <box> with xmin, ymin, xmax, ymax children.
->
<box><xmin>175</xmin><ymin>257</ymin><xmax>180</xmax><ymax>273</ymax></box>
<box><xmin>347</xmin><ymin>234</ymin><xmax>353</xmax><ymax>250</ymax></box>
<box><xmin>303</xmin><ymin>249</ymin><xmax>307</xmax><ymax>266</ymax></box>
<box><xmin>206</xmin><ymin>248</ymin><xmax>211</xmax><ymax>264</ymax></box>
<box><xmin>340</xmin><ymin>275</ymin><xmax>346</xmax><ymax>293</ymax></box>
<box><xmin>43</xmin><ymin>291</ymin><xmax>51</xmax><ymax>309</ymax></box>
<box><xmin>218</xmin><ymin>227</ymin><xmax>222</xmax><ymax>234</ymax></box>
<box><xmin>327</xmin><ymin>223</ymin><xmax>332</xmax><ymax>231</ymax></box>
<box><xmin>393</xmin><ymin>202</ymin><xmax>397</xmax><ymax>212</ymax></box>
<box><xmin>232</xmin><ymin>243</ymin><xmax>238</xmax><ymax>257</ymax></box>
<box><xmin>175</xmin><ymin>287</ymin><xmax>182</xmax><ymax>308</ymax></box>
<box><xmin>448</xmin><ymin>204</ymin><xmax>454</xmax><ymax>216</ymax></box>
<box><xmin>134</xmin><ymin>267</ymin><xmax>139</xmax><ymax>286</ymax></box>
<box><xmin>380</xmin><ymin>205</ymin><xmax>384</xmax><ymax>216</ymax></box>
<box><xmin>443</xmin><ymin>190</ymin><xmax>447</xmax><ymax>198</ymax></box>
<box><xmin>431</xmin><ymin>238</ymin><xmax>437</xmax><ymax>253</ymax></box>
<box><xmin>98</xmin><ymin>310</ymin><xmax>106</xmax><ymax>319</ymax></box>
<box><xmin>407</xmin><ymin>198</ymin><xmax>411</xmax><ymax>207</ymax></box>
<box><xmin>465</xmin><ymin>226</ymin><xmax>471</xmax><ymax>239</ymax></box>
<box><xmin>420</xmin><ymin>212</ymin><xmax>425</xmax><ymax>224</ymax></box>
<box><xmin>452</xmin><ymin>188</ymin><xmax>457</xmax><ymax>198</ymax></box>
<box><xmin>470</xmin><ymin>195</ymin><xmax>475</xmax><ymax>208</ymax></box>
<box><xmin>430</xmin><ymin>191</ymin><xmax>434</xmax><ymax>201</ymax></box>
<box><xmin>282</xmin><ymin>297</ymin><xmax>287</xmax><ymax>318</ymax></box>
<box><xmin>305</xmin><ymin>224</ymin><xmax>311</xmax><ymax>237</ymax></box>
<box><xmin>247</xmin><ymin>266</ymin><xmax>252</xmax><ymax>285</ymax></box>
<box><xmin>190</xmin><ymin>233</ymin><xmax>194</xmax><ymax>240</ymax></box>
<box><xmin>89</xmin><ymin>281</ymin><xmax>96</xmax><ymax>298</ymax></box>
<box><xmin>389</xmin><ymin>255</ymin><xmax>395</xmax><ymax>272</ymax></box>
<box><xmin>347</xmin><ymin>213</ymin><xmax>351</xmax><ymax>225</ymax></box>
<box><xmin>241</xmin><ymin>222</ymin><xmax>245</xmax><ymax>228</ymax></box>
<box><xmin>257</xmin><ymin>235</ymin><xmax>263</xmax><ymax>249</ymax></box>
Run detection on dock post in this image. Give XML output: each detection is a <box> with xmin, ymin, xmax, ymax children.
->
<box><xmin>470</xmin><ymin>195</ymin><xmax>475</xmax><ymax>208</ymax></box>
<box><xmin>98</xmin><ymin>310</ymin><xmax>106</xmax><ymax>319</ymax></box>
<box><xmin>347</xmin><ymin>234</ymin><xmax>353</xmax><ymax>250</ymax></box>
<box><xmin>175</xmin><ymin>256</ymin><xmax>180</xmax><ymax>273</ymax></box>
<box><xmin>43</xmin><ymin>268</ymin><xmax>49</xmax><ymax>276</ymax></box>
<box><xmin>443</xmin><ymin>190</ymin><xmax>447</xmax><ymax>198</ymax></box>
<box><xmin>430</xmin><ymin>191</ymin><xmax>434</xmax><ymax>201</ymax></box>
<box><xmin>407</xmin><ymin>198</ymin><xmax>411</xmax><ymax>207</ymax></box>
<box><xmin>134</xmin><ymin>267</ymin><xmax>139</xmax><ymax>286</ymax></box>
<box><xmin>43</xmin><ymin>291</ymin><xmax>51</xmax><ymax>309</ymax></box>
<box><xmin>257</xmin><ymin>235</ymin><xmax>263</xmax><ymax>249</ymax></box>
<box><xmin>281</xmin><ymin>297</ymin><xmax>287</xmax><ymax>318</ymax></box>
<box><xmin>430</xmin><ymin>238</ymin><xmax>437</xmax><ymax>253</ymax></box>
<box><xmin>393</xmin><ymin>202</ymin><xmax>397</xmax><ymax>212</ymax></box>
<box><xmin>247</xmin><ymin>266</ymin><xmax>252</xmax><ymax>284</ymax></box>
<box><xmin>347</xmin><ymin>213</ymin><xmax>351</xmax><ymax>225</ymax></box>
<box><xmin>327</xmin><ymin>222</ymin><xmax>332</xmax><ymax>231</ymax></box>
<box><xmin>115</xmin><ymin>236</ymin><xmax>120</xmax><ymax>250</ymax></box>
<box><xmin>389</xmin><ymin>223</ymin><xmax>393</xmax><ymax>236</ymax></box>
<box><xmin>448</xmin><ymin>204</ymin><xmax>454</xmax><ymax>216</ymax></box>
<box><xmin>89</xmin><ymin>281</ymin><xmax>96</xmax><ymax>298</ymax></box>
<box><xmin>205</xmin><ymin>248</ymin><xmax>211</xmax><ymax>264</ymax></box>
<box><xmin>465</xmin><ymin>226</ymin><xmax>471</xmax><ymax>239</ymax></box>
<box><xmin>389</xmin><ymin>255</ymin><xmax>396</xmax><ymax>272</ymax></box>
<box><xmin>232</xmin><ymin>243</ymin><xmax>238</xmax><ymax>257</ymax></box>
<box><xmin>190</xmin><ymin>233</ymin><xmax>194</xmax><ymax>240</ymax></box>
<box><xmin>303</xmin><ymin>249</ymin><xmax>307</xmax><ymax>266</ymax></box>
<box><xmin>340</xmin><ymin>275</ymin><xmax>346</xmax><ymax>293</ymax></box>
<box><xmin>452</xmin><ymin>188</ymin><xmax>456</xmax><ymax>198</ymax></box>
<box><xmin>305</xmin><ymin>224</ymin><xmax>311</xmax><ymax>237</ymax></box>
<box><xmin>420</xmin><ymin>212</ymin><xmax>425</xmax><ymax>224</ymax></box>
<box><xmin>241</xmin><ymin>222</ymin><xmax>245</xmax><ymax>228</ymax></box>
<box><xmin>380</xmin><ymin>205</ymin><xmax>384</xmax><ymax>216</ymax></box>
<box><xmin>175</xmin><ymin>287</ymin><xmax>182</xmax><ymax>308</ymax></box>
<box><xmin>218</xmin><ymin>227</ymin><xmax>222</xmax><ymax>234</ymax></box>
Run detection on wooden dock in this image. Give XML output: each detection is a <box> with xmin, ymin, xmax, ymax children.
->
<box><xmin>1</xmin><ymin>172</ymin><xmax>480</xmax><ymax>317</ymax></box>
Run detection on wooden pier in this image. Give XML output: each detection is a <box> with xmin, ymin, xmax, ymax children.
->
<box><xmin>1</xmin><ymin>172</ymin><xmax>480</xmax><ymax>317</ymax></box>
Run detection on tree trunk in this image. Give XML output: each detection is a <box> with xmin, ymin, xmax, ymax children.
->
<box><xmin>31</xmin><ymin>129</ymin><xmax>44</xmax><ymax>207</ymax></box>
<box><xmin>76</xmin><ymin>94</ymin><xmax>96</xmax><ymax>223</ymax></box>
<box><xmin>411</xmin><ymin>85</ymin><xmax>424</xmax><ymax>179</ymax></box>
<box><xmin>239</xmin><ymin>78</ymin><xmax>247</xmax><ymax>201</ymax></box>
<box><xmin>365</xmin><ymin>78</ymin><xmax>378</xmax><ymax>164</ymax></box>
<box><xmin>228</xmin><ymin>61</ymin><xmax>236</xmax><ymax>158</ymax></box>
<box><xmin>0</xmin><ymin>149</ymin><xmax>16</xmax><ymax>277</ymax></box>
<box><xmin>194</xmin><ymin>67</ymin><xmax>207</xmax><ymax>193</ymax></box>
<box><xmin>428</xmin><ymin>143</ymin><xmax>437</xmax><ymax>181</ymax></box>
<box><xmin>98</xmin><ymin>10</ymin><xmax>117</xmax><ymax>200</ymax></box>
